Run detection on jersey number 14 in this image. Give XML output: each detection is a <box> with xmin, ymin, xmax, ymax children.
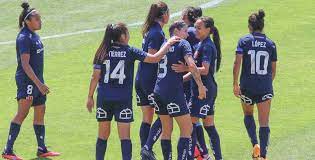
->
<box><xmin>104</xmin><ymin>60</ymin><xmax>126</xmax><ymax>84</ymax></box>
<box><xmin>248</xmin><ymin>50</ymin><xmax>269</xmax><ymax>75</ymax></box>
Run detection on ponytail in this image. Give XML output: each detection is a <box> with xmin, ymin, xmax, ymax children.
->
<box><xmin>199</xmin><ymin>16</ymin><xmax>222</xmax><ymax>72</ymax></box>
<box><xmin>93</xmin><ymin>23</ymin><xmax>128</xmax><ymax>64</ymax></box>
<box><xmin>182</xmin><ymin>6</ymin><xmax>203</xmax><ymax>24</ymax></box>
<box><xmin>142</xmin><ymin>1</ymin><xmax>168</xmax><ymax>37</ymax></box>
<box><xmin>248</xmin><ymin>9</ymin><xmax>266</xmax><ymax>31</ymax></box>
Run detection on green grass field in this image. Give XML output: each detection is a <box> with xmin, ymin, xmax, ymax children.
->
<box><xmin>0</xmin><ymin>0</ymin><xmax>314</xmax><ymax>159</ymax></box>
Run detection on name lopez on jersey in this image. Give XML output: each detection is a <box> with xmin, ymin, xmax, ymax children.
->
<box><xmin>252</xmin><ymin>40</ymin><xmax>266</xmax><ymax>48</ymax></box>
<box><xmin>109</xmin><ymin>50</ymin><xmax>126</xmax><ymax>58</ymax></box>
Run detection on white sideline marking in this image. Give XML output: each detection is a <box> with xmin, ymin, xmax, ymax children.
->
<box><xmin>0</xmin><ymin>0</ymin><xmax>224</xmax><ymax>46</ymax></box>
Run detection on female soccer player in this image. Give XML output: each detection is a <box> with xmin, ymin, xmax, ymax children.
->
<box><xmin>182</xmin><ymin>6</ymin><xmax>211</xmax><ymax>160</ymax></box>
<box><xmin>233</xmin><ymin>10</ymin><xmax>277</xmax><ymax>160</ymax></box>
<box><xmin>136</xmin><ymin>1</ymin><xmax>169</xmax><ymax>154</ymax></box>
<box><xmin>142</xmin><ymin>21</ymin><xmax>207</xmax><ymax>160</ymax></box>
<box><xmin>172</xmin><ymin>16</ymin><xmax>223</xmax><ymax>160</ymax></box>
<box><xmin>86</xmin><ymin>23</ymin><xmax>179</xmax><ymax>160</ymax></box>
<box><xmin>1</xmin><ymin>2</ymin><xmax>60</xmax><ymax>160</ymax></box>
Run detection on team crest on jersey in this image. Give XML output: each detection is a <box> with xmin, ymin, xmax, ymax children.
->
<box><xmin>167</xmin><ymin>103</ymin><xmax>180</xmax><ymax>114</ymax></box>
<box><xmin>200</xmin><ymin>105</ymin><xmax>211</xmax><ymax>116</ymax></box>
<box><xmin>97</xmin><ymin>108</ymin><xmax>107</xmax><ymax>119</ymax></box>
<box><xmin>119</xmin><ymin>108</ymin><xmax>133</xmax><ymax>120</ymax></box>
<box><xmin>240</xmin><ymin>95</ymin><xmax>253</xmax><ymax>105</ymax></box>
<box><xmin>262</xmin><ymin>94</ymin><xmax>273</xmax><ymax>101</ymax></box>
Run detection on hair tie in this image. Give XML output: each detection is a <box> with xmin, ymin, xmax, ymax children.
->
<box><xmin>24</xmin><ymin>9</ymin><xmax>36</xmax><ymax>21</ymax></box>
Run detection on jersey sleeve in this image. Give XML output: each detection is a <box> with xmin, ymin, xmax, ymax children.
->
<box><xmin>200</xmin><ymin>44</ymin><xmax>214</xmax><ymax>65</ymax></box>
<box><xmin>236</xmin><ymin>38</ymin><xmax>245</xmax><ymax>54</ymax></box>
<box><xmin>17</xmin><ymin>34</ymin><xmax>32</xmax><ymax>55</ymax></box>
<box><xmin>130</xmin><ymin>47</ymin><xmax>148</xmax><ymax>62</ymax></box>
<box><xmin>179</xmin><ymin>40</ymin><xmax>193</xmax><ymax>57</ymax></box>
<box><xmin>148</xmin><ymin>32</ymin><xmax>164</xmax><ymax>50</ymax></box>
<box><xmin>271</xmin><ymin>42</ymin><xmax>278</xmax><ymax>62</ymax></box>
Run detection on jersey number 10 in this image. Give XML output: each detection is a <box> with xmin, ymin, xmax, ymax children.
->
<box><xmin>248</xmin><ymin>50</ymin><xmax>269</xmax><ymax>75</ymax></box>
<box><xmin>104</xmin><ymin>60</ymin><xmax>126</xmax><ymax>84</ymax></box>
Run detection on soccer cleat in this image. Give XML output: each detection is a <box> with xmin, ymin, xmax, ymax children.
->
<box><xmin>37</xmin><ymin>147</ymin><xmax>60</xmax><ymax>158</ymax></box>
<box><xmin>2</xmin><ymin>150</ymin><xmax>23</xmax><ymax>160</ymax></box>
<box><xmin>140</xmin><ymin>147</ymin><xmax>157</xmax><ymax>160</ymax></box>
<box><xmin>252</xmin><ymin>144</ymin><xmax>260</xmax><ymax>159</ymax></box>
<box><xmin>194</xmin><ymin>146</ymin><xmax>201</xmax><ymax>158</ymax></box>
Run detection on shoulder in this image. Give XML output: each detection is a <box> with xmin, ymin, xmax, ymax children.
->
<box><xmin>179</xmin><ymin>39</ymin><xmax>190</xmax><ymax>47</ymax></box>
<box><xmin>265</xmin><ymin>35</ymin><xmax>276</xmax><ymax>47</ymax></box>
<box><xmin>17</xmin><ymin>31</ymin><xmax>32</xmax><ymax>42</ymax></box>
<box><xmin>238</xmin><ymin>34</ymin><xmax>254</xmax><ymax>44</ymax></box>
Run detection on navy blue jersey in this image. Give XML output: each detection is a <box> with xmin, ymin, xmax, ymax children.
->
<box><xmin>15</xmin><ymin>27</ymin><xmax>44</xmax><ymax>83</ymax></box>
<box><xmin>186</xmin><ymin>25</ymin><xmax>200</xmax><ymax>53</ymax></box>
<box><xmin>154</xmin><ymin>39</ymin><xmax>192</xmax><ymax>99</ymax></box>
<box><xmin>95</xmin><ymin>44</ymin><xmax>147</xmax><ymax>101</ymax></box>
<box><xmin>136</xmin><ymin>22</ymin><xmax>166</xmax><ymax>86</ymax></box>
<box><xmin>191</xmin><ymin>37</ymin><xmax>217</xmax><ymax>98</ymax></box>
<box><xmin>236</xmin><ymin>32</ymin><xmax>277</xmax><ymax>94</ymax></box>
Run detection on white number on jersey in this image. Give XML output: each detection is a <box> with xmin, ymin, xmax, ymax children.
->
<box><xmin>248</xmin><ymin>50</ymin><xmax>269</xmax><ymax>75</ymax></box>
<box><xmin>103</xmin><ymin>60</ymin><xmax>126</xmax><ymax>84</ymax></box>
<box><xmin>158</xmin><ymin>56</ymin><xmax>168</xmax><ymax>78</ymax></box>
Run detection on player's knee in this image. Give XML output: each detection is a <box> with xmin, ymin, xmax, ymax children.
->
<box><xmin>142</xmin><ymin>108</ymin><xmax>154</xmax><ymax>123</ymax></box>
<box><xmin>243</xmin><ymin>110</ymin><xmax>254</xmax><ymax>115</ymax></box>
<box><xmin>14</xmin><ymin>111</ymin><xmax>29</xmax><ymax>123</ymax></box>
<box><xmin>203</xmin><ymin>116</ymin><xmax>214</xmax><ymax>127</ymax></box>
<box><xmin>180</xmin><ymin>121</ymin><xmax>192</xmax><ymax>137</ymax></box>
<box><xmin>259</xmin><ymin>118</ymin><xmax>269</xmax><ymax>127</ymax></box>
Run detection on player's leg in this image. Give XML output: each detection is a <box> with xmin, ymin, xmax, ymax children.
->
<box><xmin>189</xmin><ymin>117</ymin><xmax>199</xmax><ymax>160</ymax></box>
<box><xmin>195</xmin><ymin>121</ymin><xmax>209</xmax><ymax>158</ymax></box>
<box><xmin>174</xmin><ymin>114</ymin><xmax>193</xmax><ymax>160</ymax></box>
<box><xmin>203</xmin><ymin>115</ymin><xmax>222</xmax><ymax>160</ymax></box>
<box><xmin>117</xmin><ymin>122</ymin><xmax>132</xmax><ymax>160</ymax></box>
<box><xmin>160</xmin><ymin>115</ymin><xmax>173</xmax><ymax>160</ymax></box>
<box><xmin>257</xmin><ymin>99</ymin><xmax>271</xmax><ymax>159</ymax></box>
<box><xmin>96</xmin><ymin>121</ymin><xmax>111</xmax><ymax>160</ymax></box>
<box><xmin>2</xmin><ymin>99</ymin><xmax>32</xmax><ymax>160</ymax></box>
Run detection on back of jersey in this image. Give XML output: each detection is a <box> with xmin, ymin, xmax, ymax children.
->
<box><xmin>236</xmin><ymin>32</ymin><xmax>277</xmax><ymax>94</ymax></box>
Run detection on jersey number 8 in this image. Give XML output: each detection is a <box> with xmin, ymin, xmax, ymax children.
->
<box><xmin>248</xmin><ymin>50</ymin><xmax>269</xmax><ymax>75</ymax></box>
<box><xmin>104</xmin><ymin>60</ymin><xmax>126</xmax><ymax>84</ymax></box>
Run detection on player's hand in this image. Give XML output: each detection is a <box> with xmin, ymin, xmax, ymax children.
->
<box><xmin>38</xmin><ymin>83</ymin><xmax>50</xmax><ymax>95</ymax></box>
<box><xmin>233</xmin><ymin>84</ymin><xmax>241</xmax><ymax>98</ymax></box>
<box><xmin>166</xmin><ymin>36</ymin><xmax>181</xmax><ymax>46</ymax></box>
<box><xmin>172</xmin><ymin>61</ymin><xmax>189</xmax><ymax>73</ymax></box>
<box><xmin>86</xmin><ymin>96</ymin><xmax>94</xmax><ymax>113</ymax></box>
<box><xmin>198</xmin><ymin>85</ymin><xmax>207</xmax><ymax>100</ymax></box>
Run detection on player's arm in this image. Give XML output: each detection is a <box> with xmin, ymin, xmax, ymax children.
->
<box><xmin>86</xmin><ymin>68</ymin><xmax>101</xmax><ymax>112</ymax></box>
<box><xmin>233</xmin><ymin>54</ymin><xmax>243</xmax><ymax>97</ymax></box>
<box><xmin>144</xmin><ymin>36</ymin><xmax>181</xmax><ymax>63</ymax></box>
<box><xmin>272</xmin><ymin>62</ymin><xmax>276</xmax><ymax>81</ymax></box>
<box><xmin>184</xmin><ymin>55</ymin><xmax>207</xmax><ymax>99</ymax></box>
<box><xmin>21</xmin><ymin>53</ymin><xmax>49</xmax><ymax>95</ymax></box>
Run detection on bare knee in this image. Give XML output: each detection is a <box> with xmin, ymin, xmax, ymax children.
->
<box><xmin>203</xmin><ymin>116</ymin><xmax>214</xmax><ymax>127</ymax></box>
<box><xmin>142</xmin><ymin>107</ymin><xmax>154</xmax><ymax>124</ymax></box>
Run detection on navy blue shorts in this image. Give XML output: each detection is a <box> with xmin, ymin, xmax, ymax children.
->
<box><xmin>240</xmin><ymin>88</ymin><xmax>274</xmax><ymax>105</ymax></box>
<box><xmin>154</xmin><ymin>93</ymin><xmax>190</xmax><ymax>117</ymax></box>
<box><xmin>16</xmin><ymin>79</ymin><xmax>46</xmax><ymax>106</ymax></box>
<box><xmin>96</xmin><ymin>94</ymin><xmax>133</xmax><ymax>123</ymax></box>
<box><xmin>135</xmin><ymin>80</ymin><xmax>155</xmax><ymax>107</ymax></box>
<box><xmin>183</xmin><ymin>81</ymin><xmax>191</xmax><ymax>104</ymax></box>
<box><xmin>189</xmin><ymin>96</ymin><xmax>216</xmax><ymax>119</ymax></box>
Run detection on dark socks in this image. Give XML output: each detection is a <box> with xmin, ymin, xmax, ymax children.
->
<box><xmin>96</xmin><ymin>138</ymin><xmax>107</xmax><ymax>160</ymax></box>
<box><xmin>161</xmin><ymin>139</ymin><xmax>172</xmax><ymax>160</ymax></box>
<box><xmin>205</xmin><ymin>126</ymin><xmax>222</xmax><ymax>160</ymax></box>
<box><xmin>5</xmin><ymin>122</ymin><xmax>21</xmax><ymax>153</ymax></box>
<box><xmin>140</xmin><ymin>122</ymin><xmax>151</xmax><ymax>148</ymax></box>
<box><xmin>121</xmin><ymin>139</ymin><xmax>132</xmax><ymax>160</ymax></box>
<box><xmin>144</xmin><ymin>118</ymin><xmax>162</xmax><ymax>150</ymax></box>
<box><xmin>244</xmin><ymin>115</ymin><xmax>258</xmax><ymax>146</ymax></box>
<box><xmin>188</xmin><ymin>123</ymin><xmax>197</xmax><ymax>160</ymax></box>
<box><xmin>196</xmin><ymin>122</ymin><xmax>208</xmax><ymax>156</ymax></box>
<box><xmin>33</xmin><ymin>124</ymin><xmax>46</xmax><ymax>149</ymax></box>
<box><xmin>177</xmin><ymin>137</ymin><xmax>190</xmax><ymax>160</ymax></box>
<box><xmin>259</xmin><ymin>127</ymin><xmax>270</xmax><ymax>158</ymax></box>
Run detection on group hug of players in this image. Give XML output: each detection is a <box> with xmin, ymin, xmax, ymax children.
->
<box><xmin>2</xmin><ymin>1</ymin><xmax>277</xmax><ymax>160</ymax></box>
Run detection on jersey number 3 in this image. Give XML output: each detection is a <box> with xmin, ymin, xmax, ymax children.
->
<box><xmin>158</xmin><ymin>56</ymin><xmax>168</xmax><ymax>78</ymax></box>
<box><xmin>248</xmin><ymin>50</ymin><xmax>269</xmax><ymax>75</ymax></box>
<box><xmin>104</xmin><ymin>60</ymin><xmax>126</xmax><ymax>84</ymax></box>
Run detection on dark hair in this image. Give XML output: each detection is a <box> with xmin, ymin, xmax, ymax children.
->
<box><xmin>93</xmin><ymin>23</ymin><xmax>128</xmax><ymax>64</ymax></box>
<box><xmin>169</xmin><ymin>21</ymin><xmax>187</xmax><ymax>36</ymax></box>
<box><xmin>142</xmin><ymin>1</ymin><xmax>168</xmax><ymax>37</ymax></box>
<box><xmin>183</xmin><ymin>6</ymin><xmax>203</xmax><ymax>24</ymax></box>
<box><xmin>19</xmin><ymin>2</ymin><xmax>36</xmax><ymax>28</ymax></box>
<box><xmin>199</xmin><ymin>16</ymin><xmax>221</xmax><ymax>72</ymax></box>
<box><xmin>248</xmin><ymin>9</ymin><xmax>265</xmax><ymax>31</ymax></box>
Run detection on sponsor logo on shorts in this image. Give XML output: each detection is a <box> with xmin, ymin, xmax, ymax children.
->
<box><xmin>119</xmin><ymin>108</ymin><xmax>133</xmax><ymax>120</ymax></box>
<box><xmin>97</xmin><ymin>108</ymin><xmax>107</xmax><ymax>119</ymax></box>
<box><xmin>240</xmin><ymin>95</ymin><xmax>253</xmax><ymax>105</ymax></box>
<box><xmin>148</xmin><ymin>94</ymin><xmax>159</xmax><ymax>110</ymax></box>
<box><xmin>262</xmin><ymin>93</ymin><xmax>273</xmax><ymax>101</ymax></box>
<box><xmin>200</xmin><ymin>105</ymin><xmax>211</xmax><ymax>116</ymax></box>
<box><xmin>167</xmin><ymin>103</ymin><xmax>181</xmax><ymax>114</ymax></box>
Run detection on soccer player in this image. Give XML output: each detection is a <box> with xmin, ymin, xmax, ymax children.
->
<box><xmin>1</xmin><ymin>2</ymin><xmax>60</xmax><ymax>160</ymax></box>
<box><xmin>233</xmin><ymin>10</ymin><xmax>277</xmax><ymax>160</ymax></box>
<box><xmin>182</xmin><ymin>6</ymin><xmax>211</xmax><ymax>160</ymax></box>
<box><xmin>136</xmin><ymin>1</ymin><xmax>169</xmax><ymax>155</ymax></box>
<box><xmin>86</xmin><ymin>23</ymin><xmax>179</xmax><ymax>160</ymax></box>
<box><xmin>172</xmin><ymin>16</ymin><xmax>223</xmax><ymax>160</ymax></box>
<box><xmin>142</xmin><ymin>20</ymin><xmax>207</xmax><ymax>160</ymax></box>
